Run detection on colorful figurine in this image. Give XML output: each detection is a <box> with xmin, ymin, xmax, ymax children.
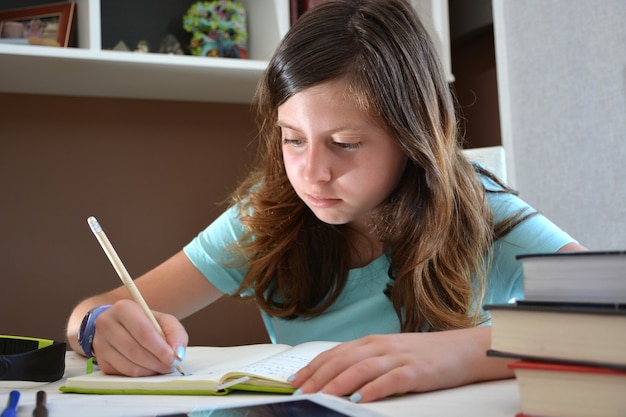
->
<box><xmin>183</xmin><ymin>1</ymin><xmax>248</xmax><ymax>59</ymax></box>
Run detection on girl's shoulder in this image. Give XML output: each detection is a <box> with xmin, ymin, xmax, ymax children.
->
<box><xmin>473</xmin><ymin>167</ymin><xmax>532</xmax><ymax>223</ymax></box>
<box><xmin>474</xmin><ymin>163</ymin><xmax>508</xmax><ymax>192</ymax></box>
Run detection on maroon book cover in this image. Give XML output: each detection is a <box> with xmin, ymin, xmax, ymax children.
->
<box><xmin>291</xmin><ymin>0</ymin><xmax>328</xmax><ymax>25</ymax></box>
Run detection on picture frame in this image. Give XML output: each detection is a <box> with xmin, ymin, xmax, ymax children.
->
<box><xmin>0</xmin><ymin>2</ymin><xmax>76</xmax><ymax>47</ymax></box>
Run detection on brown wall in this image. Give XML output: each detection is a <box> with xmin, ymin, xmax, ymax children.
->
<box><xmin>0</xmin><ymin>93</ymin><xmax>269</xmax><ymax>347</ymax></box>
<box><xmin>449</xmin><ymin>0</ymin><xmax>501</xmax><ymax>150</ymax></box>
<box><xmin>451</xmin><ymin>26</ymin><xmax>501</xmax><ymax>150</ymax></box>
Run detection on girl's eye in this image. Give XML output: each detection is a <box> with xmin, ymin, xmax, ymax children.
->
<box><xmin>282</xmin><ymin>138</ymin><xmax>304</xmax><ymax>146</ymax></box>
<box><xmin>335</xmin><ymin>142</ymin><xmax>361</xmax><ymax>150</ymax></box>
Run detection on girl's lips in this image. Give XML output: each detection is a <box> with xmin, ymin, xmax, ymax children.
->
<box><xmin>306</xmin><ymin>194</ymin><xmax>341</xmax><ymax>208</ymax></box>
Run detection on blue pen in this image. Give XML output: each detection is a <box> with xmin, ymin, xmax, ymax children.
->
<box><xmin>1</xmin><ymin>390</ymin><xmax>20</xmax><ymax>417</ymax></box>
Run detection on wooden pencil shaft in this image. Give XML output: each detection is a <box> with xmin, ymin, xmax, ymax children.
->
<box><xmin>91</xmin><ymin>227</ymin><xmax>165</xmax><ymax>338</ymax></box>
<box><xmin>87</xmin><ymin>217</ymin><xmax>184</xmax><ymax>374</ymax></box>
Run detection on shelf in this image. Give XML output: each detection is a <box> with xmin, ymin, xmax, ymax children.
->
<box><xmin>0</xmin><ymin>0</ymin><xmax>290</xmax><ymax>103</ymax></box>
<box><xmin>0</xmin><ymin>44</ymin><xmax>270</xmax><ymax>103</ymax></box>
<box><xmin>0</xmin><ymin>0</ymin><xmax>451</xmax><ymax>103</ymax></box>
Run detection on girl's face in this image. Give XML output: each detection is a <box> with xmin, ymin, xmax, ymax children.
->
<box><xmin>278</xmin><ymin>80</ymin><xmax>408</xmax><ymax>234</ymax></box>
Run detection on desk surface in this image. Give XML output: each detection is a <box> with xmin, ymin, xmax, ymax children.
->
<box><xmin>1</xmin><ymin>352</ymin><xmax>521</xmax><ymax>417</ymax></box>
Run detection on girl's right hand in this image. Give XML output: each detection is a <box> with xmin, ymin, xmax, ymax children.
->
<box><xmin>90</xmin><ymin>299</ymin><xmax>188</xmax><ymax>377</ymax></box>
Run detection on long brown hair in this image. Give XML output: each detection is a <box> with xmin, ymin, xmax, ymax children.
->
<box><xmin>230</xmin><ymin>0</ymin><xmax>516</xmax><ymax>332</ymax></box>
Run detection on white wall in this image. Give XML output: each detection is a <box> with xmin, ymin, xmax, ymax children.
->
<box><xmin>493</xmin><ymin>0</ymin><xmax>626</xmax><ymax>250</ymax></box>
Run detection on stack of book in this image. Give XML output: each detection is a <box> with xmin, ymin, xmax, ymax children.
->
<box><xmin>485</xmin><ymin>251</ymin><xmax>626</xmax><ymax>417</ymax></box>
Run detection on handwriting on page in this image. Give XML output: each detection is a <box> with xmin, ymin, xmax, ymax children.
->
<box><xmin>237</xmin><ymin>342</ymin><xmax>335</xmax><ymax>380</ymax></box>
<box><xmin>237</xmin><ymin>351</ymin><xmax>311</xmax><ymax>379</ymax></box>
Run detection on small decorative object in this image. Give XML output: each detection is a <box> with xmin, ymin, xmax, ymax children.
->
<box><xmin>134</xmin><ymin>40</ymin><xmax>149</xmax><ymax>53</ymax></box>
<box><xmin>112</xmin><ymin>40</ymin><xmax>130</xmax><ymax>51</ymax></box>
<box><xmin>183</xmin><ymin>1</ymin><xmax>247</xmax><ymax>59</ymax></box>
<box><xmin>158</xmin><ymin>33</ymin><xmax>184</xmax><ymax>55</ymax></box>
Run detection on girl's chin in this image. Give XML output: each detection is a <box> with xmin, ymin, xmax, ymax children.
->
<box><xmin>308</xmin><ymin>209</ymin><xmax>350</xmax><ymax>226</ymax></box>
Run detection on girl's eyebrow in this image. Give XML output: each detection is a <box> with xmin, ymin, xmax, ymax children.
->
<box><xmin>276</xmin><ymin>120</ymin><xmax>366</xmax><ymax>135</ymax></box>
<box><xmin>275</xmin><ymin>120</ymin><xmax>299</xmax><ymax>130</ymax></box>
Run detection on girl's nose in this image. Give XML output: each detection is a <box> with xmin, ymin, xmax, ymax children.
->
<box><xmin>303</xmin><ymin>145</ymin><xmax>332</xmax><ymax>183</ymax></box>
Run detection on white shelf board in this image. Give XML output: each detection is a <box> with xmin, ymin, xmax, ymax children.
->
<box><xmin>0</xmin><ymin>44</ymin><xmax>268</xmax><ymax>103</ymax></box>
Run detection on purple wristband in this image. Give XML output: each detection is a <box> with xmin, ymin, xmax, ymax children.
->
<box><xmin>77</xmin><ymin>305</ymin><xmax>111</xmax><ymax>358</ymax></box>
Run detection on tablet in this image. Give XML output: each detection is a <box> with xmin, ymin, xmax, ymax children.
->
<box><xmin>185</xmin><ymin>393</ymin><xmax>386</xmax><ymax>417</ymax></box>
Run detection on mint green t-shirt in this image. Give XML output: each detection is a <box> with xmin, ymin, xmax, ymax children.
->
<box><xmin>183</xmin><ymin>175</ymin><xmax>575</xmax><ymax>345</ymax></box>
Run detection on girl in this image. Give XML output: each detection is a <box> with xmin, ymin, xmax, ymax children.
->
<box><xmin>67</xmin><ymin>0</ymin><xmax>585</xmax><ymax>403</ymax></box>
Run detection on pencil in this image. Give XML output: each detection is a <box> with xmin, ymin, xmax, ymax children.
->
<box><xmin>87</xmin><ymin>216</ymin><xmax>185</xmax><ymax>375</ymax></box>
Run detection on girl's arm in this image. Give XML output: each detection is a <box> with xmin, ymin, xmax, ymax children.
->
<box><xmin>289</xmin><ymin>326</ymin><xmax>510</xmax><ymax>403</ymax></box>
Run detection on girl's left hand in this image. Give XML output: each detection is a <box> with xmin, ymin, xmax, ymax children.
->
<box><xmin>288</xmin><ymin>327</ymin><xmax>513</xmax><ymax>403</ymax></box>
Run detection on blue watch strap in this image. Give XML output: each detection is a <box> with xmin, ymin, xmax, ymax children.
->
<box><xmin>78</xmin><ymin>305</ymin><xmax>111</xmax><ymax>358</ymax></box>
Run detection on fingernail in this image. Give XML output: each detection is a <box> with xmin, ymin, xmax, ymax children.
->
<box><xmin>287</xmin><ymin>374</ymin><xmax>296</xmax><ymax>383</ymax></box>
<box><xmin>292</xmin><ymin>388</ymin><xmax>303</xmax><ymax>396</ymax></box>
<box><xmin>350</xmin><ymin>392</ymin><xmax>362</xmax><ymax>403</ymax></box>
<box><xmin>175</xmin><ymin>345</ymin><xmax>186</xmax><ymax>361</ymax></box>
<box><xmin>171</xmin><ymin>357</ymin><xmax>182</xmax><ymax>368</ymax></box>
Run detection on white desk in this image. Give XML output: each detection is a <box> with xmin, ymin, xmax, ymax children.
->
<box><xmin>1</xmin><ymin>352</ymin><xmax>522</xmax><ymax>417</ymax></box>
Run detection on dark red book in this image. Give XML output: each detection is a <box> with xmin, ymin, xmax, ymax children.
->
<box><xmin>291</xmin><ymin>0</ymin><xmax>328</xmax><ymax>25</ymax></box>
<box><xmin>510</xmin><ymin>361</ymin><xmax>626</xmax><ymax>417</ymax></box>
